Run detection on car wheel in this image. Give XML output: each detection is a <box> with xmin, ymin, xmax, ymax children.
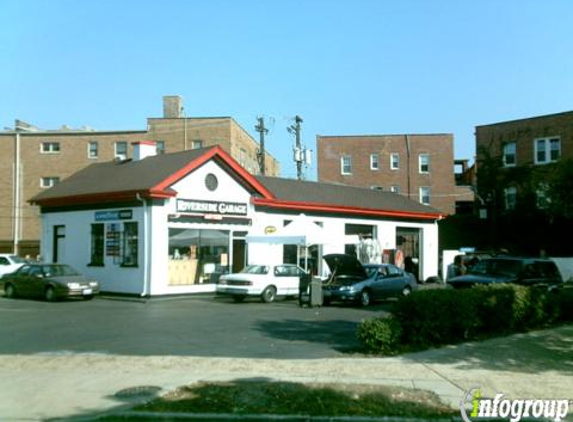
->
<box><xmin>359</xmin><ymin>289</ymin><xmax>372</xmax><ymax>307</ymax></box>
<box><xmin>402</xmin><ymin>286</ymin><xmax>412</xmax><ymax>297</ymax></box>
<box><xmin>261</xmin><ymin>286</ymin><xmax>277</xmax><ymax>303</ymax></box>
<box><xmin>45</xmin><ymin>287</ymin><xmax>57</xmax><ymax>302</ymax></box>
<box><xmin>83</xmin><ymin>295</ymin><xmax>94</xmax><ymax>300</ymax></box>
<box><xmin>4</xmin><ymin>283</ymin><xmax>15</xmax><ymax>298</ymax></box>
<box><xmin>232</xmin><ymin>295</ymin><xmax>246</xmax><ymax>303</ymax></box>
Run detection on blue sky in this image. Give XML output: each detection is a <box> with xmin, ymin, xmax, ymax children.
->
<box><xmin>1</xmin><ymin>0</ymin><xmax>572</xmax><ymax>179</ymax></box>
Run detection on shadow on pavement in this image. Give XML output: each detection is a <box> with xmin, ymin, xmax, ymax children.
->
<box><xmin>402</xmin><ymin>323</ymin><xmax>573</xmax><ymax>374</ymax></box>
<box><xmin>255</xmin><ymin>318</ymin><xmax>364</xmax><ymax>353</ymax></box>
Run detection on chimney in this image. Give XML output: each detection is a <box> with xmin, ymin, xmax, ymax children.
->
<box><xmin>163</xmin><ymin>95</ymin><xmax>183</xmax><ymax>118</ymax></box>
<box><xmin>132</xmin><ymin>141</ymin><xmax>157</xmax><ymax>161</ymax></box>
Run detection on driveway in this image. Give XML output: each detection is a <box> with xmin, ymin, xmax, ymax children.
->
<box><xmin>0</xmin><ymin>294</ymin><xmax>392</xmax><ymax>358</ymax></box>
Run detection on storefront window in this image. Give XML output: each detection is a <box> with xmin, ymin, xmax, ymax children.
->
<box><xmin>168</xmin><ymin>228</ymin><xmax>229</xmax><ymax>285</ymax></box>
<box><xmin>345</xmin><ymin>224</ymin><xmax>376</xmax><ymax>259</ymax></box>
<box><xmin>122</xmin><ymin>222</ymin><xmax>138</xmax><ymax>267</ymax></box>
<box><xmin>89</xmin><ymin>223</ymin><xmax>104</xmax><ymax>266</ymax></box>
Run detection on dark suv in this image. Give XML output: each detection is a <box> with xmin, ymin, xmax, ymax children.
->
<box><xmin>447</xmin><ymin>256</ymin><xmax>563</xmax><ymax>289</ymax></box>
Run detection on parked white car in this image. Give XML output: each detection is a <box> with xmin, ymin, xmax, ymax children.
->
<box><xmin>217</xmin><ymin>264</ymin><xmax>310</xmax><ymax>303</ymax></box>
<box><xmin>0</xmin><ymin>254</ymin><xmax>26</xmax><ymax>278</ymax></box>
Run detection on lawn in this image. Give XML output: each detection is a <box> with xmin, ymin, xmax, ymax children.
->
<box><xmin>96</xmin><ymin>380</ymin><xmax>458</xmax><ymax>420</ymax></box>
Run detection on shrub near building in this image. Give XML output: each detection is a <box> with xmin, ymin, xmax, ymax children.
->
<box><xmin>357</xmin><ymin>285</ymin><xmax>573</xmax><ymax>355</ymax></box>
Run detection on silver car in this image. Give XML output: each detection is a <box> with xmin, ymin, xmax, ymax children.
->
<box><xmin>322</xmin><ymin>254</ymin><xmax>418</xmax><ymax>306</ymax></box>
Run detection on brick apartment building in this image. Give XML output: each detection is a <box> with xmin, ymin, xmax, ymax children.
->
<box><xmin>316</xmin><ymin>134</ymin><xmax>459</xmax><ymax>215</ymax></box>
<box><xmin>0</xmin><ymin>96</ymin><xmax>280</xmax><ymax>255</ymax></box>
<box><xmin>475</xmin><ymin>110</ymin><xmax>573</xmax><ymax>212</ymax></box>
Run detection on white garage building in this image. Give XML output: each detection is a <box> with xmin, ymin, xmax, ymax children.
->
<box><xmin>31</xmin><ymin>142</ymin><xmax>444</xmax><ymax>297</ymax></box>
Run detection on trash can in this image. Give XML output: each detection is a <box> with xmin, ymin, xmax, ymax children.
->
<box><xmin>308</xmin><ymin>277</ymin><xmax>323</xmax><ymax>307</ymax></box>
<box><xmin>299</xmin><ymin>275</ymin><xmax>323</xmax><ymax>307</ymax></box>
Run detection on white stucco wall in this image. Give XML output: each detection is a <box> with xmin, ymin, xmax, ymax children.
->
<box><xmin>245</xmin><ymin>213</ymin><xmax>439</xmax><ymax>283</ymax></box>
<box><xmin>41</xmin><ymin>207</ymin><xmax>146</xmax><ymax>295</ymax></box>
<box><xmin>149</xmin><ymin>160</ymin><xmax>255</xmax><ymax>295</ymax></box>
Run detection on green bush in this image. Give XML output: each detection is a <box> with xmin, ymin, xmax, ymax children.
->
<box><xmin>357</xmin><ymin>284</ymin><xmax>573</xmax><ymax>355</ymax></box>
<box><xmin>356</xmin><ymin>317</ymin><xmax>402</xmax><ymax>355</ymax></box>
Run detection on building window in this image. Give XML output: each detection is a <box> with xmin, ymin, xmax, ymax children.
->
<box><xmin>115</xmin><ymin>142</ymin><xmax>128</xmax><ymax>160</ymax></box>
<box><xmin>340</xmin><ymin>155</ymin><xmax>352</xmax><ymax>175</ymax></box>
<box><xmin>191</xmin><ymin>140</ymin><xmax>203</xmax><ymax>149</ymax></box>
<box><xmin>88</xmin><ymin>141</ymin><xmax>99</xmax><ymax>159</ymax></box>
<box><xmin>89</xmin><ymin>224</ymin><xmax>104</xmax><ymax>266</ymax></box>
<box><xmin>419</xmin><ymin>187</ymin><xmax>430</xmax><ymax>205</ymax></box>
<box><xmin>41</xmin><ymin>142</ymin><xmax>60</xmax><ymax>154</ymax></box>
<box><xmin>156</xmin><ymin>140</ymin><xmax>165</xmax><ymax>154</ymax></box>
<box><xmin>238</xmin><ymin>148</ymin><xmax>247</xmax><ymax>167</ymax></box>
<box><xmin>370</xmin><ymin>154</ymin><xmax>379</xmax><ymax>170</ymax></box>
<box><xmin>390</xmin><ymin>153</ymin><xmax>400</xmax><ymax>170</ymax></box>
<box><xmin>504</xmin><ymin>186</ymin><xmax>517</xmax><ymax>210</ymax></box>
<box><xmin>503</xmin><ymin>142</ymin><xmax>516</xmax><ymax>167</ymax></box>
<box><xmin>122</xmin><ymin>222</ymin><xmax>138</xmax><ymax>267</ymax></box>
<box><xmin>390</xmin><ymin>185</ymin><xmax>401</xmax><ymax>194</ymax></box>
<box><xmin>370</xmin><ymin>186</ymin><xmax>383</xmax><ymax>191</ymax></box>
<box><xmin>535</xmin><ymin>137</ymin><xmax>560</xmax><ymax>164</ymax></box>
<box><xmin>40</xmin><ymin>177</ymin><xmax>60</xmax><ymax>188</ymax></box>
<box><xmin>419</xmin><ymin>154</ymin><xmax>430</xmax><ymax>173</ymax></box>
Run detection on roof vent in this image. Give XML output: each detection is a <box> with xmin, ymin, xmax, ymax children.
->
<box><xmin>132</xmin><ymin>141</ymin><xmax>157</xmax><ymax>161</ymax></box>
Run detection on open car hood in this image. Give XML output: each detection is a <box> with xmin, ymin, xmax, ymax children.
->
<box><xmin>323</xmin><ymin>254</ymin><xmax>367</xmax><ymax>279</ymax></box>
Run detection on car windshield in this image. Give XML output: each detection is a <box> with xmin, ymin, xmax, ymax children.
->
<box><xmin>42</xmin><ymin>265</ymin><xmax>80</xmax><ymax>277</ymax></box>
<box><xmin>9</xmin><ymin>255</ymin><xmax>25</xmax><ymax>263</ymax></box>
<box><xmin>469</xmin><ymin>259</ymin><xmax>522</xmax><ymax>278</ymax></box>
<box><xmin>240</xmin><ymin>265</ymin><xmax>269</xmax><ymax>275</ymax></box>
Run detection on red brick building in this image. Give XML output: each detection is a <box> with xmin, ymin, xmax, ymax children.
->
<box><xmin>316</xmin><ymin>134</ymin><xmax>457</xmax><ymax>215</ymax></box>
<box><xmin>475</xmin><ymin>110</ymin><xmax>573</xmax><ymax>211</ymax></box>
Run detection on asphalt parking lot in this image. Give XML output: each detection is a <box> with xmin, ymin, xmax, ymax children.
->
<box><xmin>0</xmin><ymin>294</ymin><xmax>392</xmax><ymax>358</ymax></box>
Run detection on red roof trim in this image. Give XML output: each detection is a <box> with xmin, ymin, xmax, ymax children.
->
<box><xmin>152</xmin><ymin>146</ymin><xmax>275</xmax><ymax>199</ymax></box>
<box><xmin>252</xmin><ymin>198</ymin><xmax>444</xmax><ymax>220</ymax></box>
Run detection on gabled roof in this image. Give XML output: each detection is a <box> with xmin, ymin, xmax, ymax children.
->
<box><xmin>31</xmin><ymin>146</ymin><xmax>444</xmax><ymax>221</ymax></box>
<box><xmin>30</xmin><ymin>146</ymin><xmax>273</xmax><ymax>207</ymax></box>
<box><xmin>255</xmin><ymin>176</ymin><xmax>443</xmax><ymax>220</ymax></box>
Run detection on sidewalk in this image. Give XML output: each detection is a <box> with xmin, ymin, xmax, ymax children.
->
<box><xmin>1</xmin><ymin>324</ymin><xmax>571</xmax><ymax>421</ymax></box>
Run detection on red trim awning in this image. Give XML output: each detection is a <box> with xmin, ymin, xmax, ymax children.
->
<box><xmin>253</xmin><ymin>197</ymin><xmax>444</xmax><ymax>220</ymax></box>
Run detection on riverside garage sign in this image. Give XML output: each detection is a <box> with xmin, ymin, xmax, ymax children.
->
<box><xmin>176</xmin><ymin>199</ymin><xmax>248</xmax><ymax>216</ymax></box>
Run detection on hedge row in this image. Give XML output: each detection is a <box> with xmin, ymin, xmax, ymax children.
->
<box><xmin>356</xmin><ymin>284</ymin><xmax>573</xmax><ymax>355</ymax></box>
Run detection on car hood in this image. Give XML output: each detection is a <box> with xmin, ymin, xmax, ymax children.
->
<box><xmin>323</xmin><ymin>254</ymin><xmax>367</xmax><ymax>279</ymax></box>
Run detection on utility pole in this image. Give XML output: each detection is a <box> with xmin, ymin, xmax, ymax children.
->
<box><xmin>289</xmin><ymin>115</ymin><xmax>304</xmax><ymax>180</ymax></box>
<box><xmin>255</xmin><ymin>117</ymin><xmax>268</xmax><ymax>175</ymax></box>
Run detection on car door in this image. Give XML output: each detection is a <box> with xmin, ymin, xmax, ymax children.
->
<box><xmin>369</xmin><ymin>266</ymin><xmax>389</xmax><ymax>299</ymax></box>
<box><xmin>10</xmin><ymin>265</ymin><xmax>33</xmax><ymax>297</ymax></box>
<box><xmin>26</xmin><ymin>266</ymin><xmax>47</xmax><ymax>298</ymax></box>
<box><xmin>377</xmin><ymin>265</ymin><xmax>406</xmax><ymax>298</ymax></box>
<box><xmin>273</xmin><ymin>265</ymin><xmax>299</xmax><ymax>295</ymax></box>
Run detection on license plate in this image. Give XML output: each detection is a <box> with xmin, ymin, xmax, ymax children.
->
<box><xmin>82</xmin><ymin>288</ymin><xmax>93</xmax><ymax>295</ymax></box>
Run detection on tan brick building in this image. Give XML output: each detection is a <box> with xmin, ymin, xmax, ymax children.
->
<box><xmin>316</xmin><ymin>134</ymin><xmax>456</xmax><ymax>215</ymax></box>
<box><xmin>0</xmin><ymin>96</ymin><xmax>280</xmax><ymax>255</ymax></box>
